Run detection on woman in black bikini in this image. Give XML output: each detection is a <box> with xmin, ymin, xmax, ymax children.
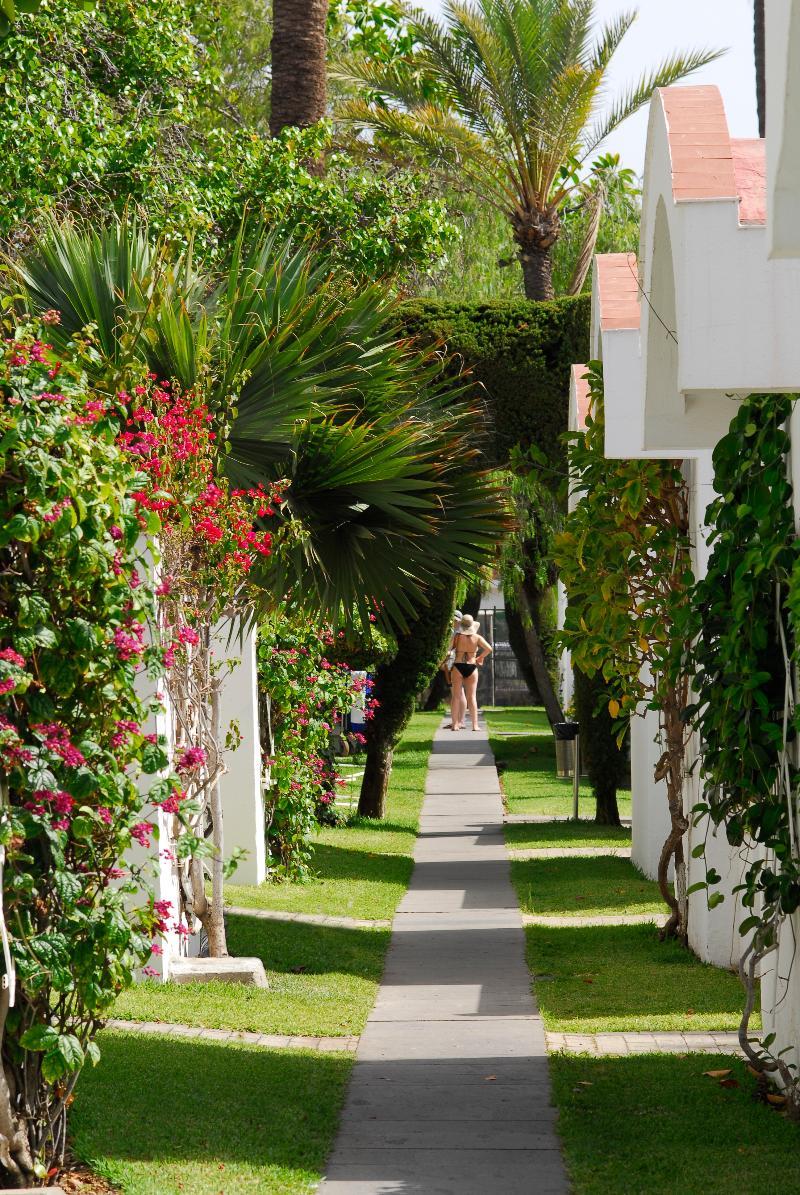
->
<box><xmin>448</xmin><ymin>614</ymin><xmax>492</xmax><ymax>731</ymax></box>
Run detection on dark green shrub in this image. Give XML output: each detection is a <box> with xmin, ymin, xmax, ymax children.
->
<box><xmin>395</xmin><ymin>295</ymin><xmax>591</xmax><ymax>467</ymax></box>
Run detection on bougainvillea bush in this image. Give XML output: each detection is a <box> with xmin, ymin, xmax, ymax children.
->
<box><xmin>0</xmin><ymin>326</ymin><xmax>169</xmax><ymax>1182</ymax></box>
<box><xmin>256</xmin><ymin>618</ymin><xmax>363</xmax><ymax>878</ymax></box>
<box><xmin>119</xmin><ymin>380</ymin><xmax>284</xmax><ymax>954</ymax></box>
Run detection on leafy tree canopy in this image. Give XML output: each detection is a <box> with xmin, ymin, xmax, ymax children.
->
<box><xmin>0</xmin><ymin>0</ymin><xmax>455</xmax><ymax>282</ymax></box>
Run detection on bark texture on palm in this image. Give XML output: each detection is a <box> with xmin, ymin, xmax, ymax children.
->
<box><xmin>511</xmin><ymin>207</ymin><xmax>561</xmax><ymax>300</ymax></box>
<box><xmin>270</xmin><ymin>0</ymin><xmax>330</xmax><ymax>135</ymax></box>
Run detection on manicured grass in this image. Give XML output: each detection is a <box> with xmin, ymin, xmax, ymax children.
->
<box><xmin>226</xmin><ymin>710</ymin><xmax>439</xmax><ymax>920</ymax></box>
<box><xmin>528</xmin><ymin>923</ymin><xmax>754</xmax><ymax>1033</ymax></box>
<box><xmin>505</xmin><ymin>819</ymin><xmax>631</xmax><ymax>850</ymax></box>
<box><xmin>484</xmin><ymin>706</ymin><xmax>631</xmax><ymax>819</ymax></box>
<box><xmin>551</xmin><ymin>1054</ymin><xmax>796</xmax><ymax>1195</ymax></box>
<box><xmin>114</xmin><ymin>914</ymin><xmax>388</xmax><ymax>1036</ymax></box>
<box><xmin>512</xmin><ymin>855</ymin><xmax>664</xmax><ymax>917</ymax></box>
<box><xmin>72</xmin><ymin>1032</ymin><xmax>352</xmax><ymax>1194</ymax></box>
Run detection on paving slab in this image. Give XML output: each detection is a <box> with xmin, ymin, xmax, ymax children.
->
<box><xmin>319</xmin><ymin>720</ymin><xmax>568</xmax><ymax>1194</ymax></box>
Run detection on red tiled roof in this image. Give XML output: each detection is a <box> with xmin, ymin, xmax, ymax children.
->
<box><xmin>659</xmin><ymin>86</ymin><xmax>766</xmax><ymax>224</ymax></box>
<box><xmin>595</xmin><ymin>253</ymin><xmax>640</xmax><ymax>331</ymax></box>
<box><xmin>731</xmin><ymin>139</ymin><xmax>767</xmax><ymax>224</ymax></box>
<box><xmin>571</xmin><ymin>364</ymin><xmax>590</xmax><ymax>431</ymax></box>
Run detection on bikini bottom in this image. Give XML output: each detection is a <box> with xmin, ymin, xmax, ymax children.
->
<box><xmin>454</xmin><ymin>662</ymin><xmax>477</xmax><ymax>678</ymax></box>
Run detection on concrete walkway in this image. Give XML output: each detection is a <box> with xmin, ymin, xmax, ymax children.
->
<box><xmin>319</xmin><ymin>721</ymin><xmax>568</xmax><ymax>1194</ymax></box>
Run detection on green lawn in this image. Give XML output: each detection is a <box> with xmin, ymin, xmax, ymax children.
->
<box><xmin>72</xmin><ymin>1033</ymin><xmax>352</xmax><ymax>1194</ymax></box>
<box><xmin>512</xmin><ymin>855</ymin><xmax>664</xmax><ymax>917</ymax></box>
<box><xmin>529</xmin><ymin>923</ymin><xmax>753</xmax><ymax>1034</ymax></box>
<box><xmin>113</xmin><ymin>915</ymin><xmax>389</xmax><ymax>1036</ymax></box>
<box><xmin>551</xmin><ymin>1054</ymin><xmax>796</xmax><ymax>1195</ymax></box>
<box><xmin>484</xmin><ymin>706</ymin><xmax>631</xmax><ymax>819</ymax></box>
<box><xmin>226</xmin><ymin>710</ymin><xmax>439</xmax><ymax>920</ymax></box>
<box><xmin>505</xmin><ymin>819</ymin><xmax>632</xmax><ymax>850</ymax></box>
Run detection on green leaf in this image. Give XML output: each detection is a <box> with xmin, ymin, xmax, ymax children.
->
<box><xmin>141</xmin><ymin>741</ymin><xmax>168</xmax><ymax>774</ymax></box>
<box><xmin>20</xmin><ymin>1024</ymin><xmax>58</xmax><ymax>1052</ymax></box>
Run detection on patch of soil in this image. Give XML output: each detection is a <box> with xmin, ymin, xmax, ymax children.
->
<box><xmin>54</xmin><ymin>1155</ymin><xmax>118</xmax><ymax>1194</ymax></box>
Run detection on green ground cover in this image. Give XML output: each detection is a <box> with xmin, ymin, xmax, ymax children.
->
<box><xmin>226</xmin><ymin>710</ymin><xmax>439</xmax><ymax>920</ymax></box>
<box><xmin>551</xmin><ymin>1054</ymin><xmax>795</xmax><ymax>1195</ymax></box>
<box><xmin>504</xmin><ymin>820</ymin><xmax>631</xmax><ymax>850</ymax></box>
<box><xmin>72</xmin><ymin>1033</ymin><xmax>351</xmax><ymax>1194</ymax></box>
<box><xmin>529</xmin><ymin>923</ymin><xmax>753</xmax><ymax>1034</ymax></box>
<box><xmin>113</xmin><ymin>915</ymin><xmax>388</xmax><ymax>1036</ymax></box>
<box><xmin>484</xmin><ymin>706</ymin><xmax>632</xmax><ymax>819</ymax></box>
<box><xmin>512</xmin><ymin>855</ymin><xmax>663</xmax><ymax>917</ymax></box>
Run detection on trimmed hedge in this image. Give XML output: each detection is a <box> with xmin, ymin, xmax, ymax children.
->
<box><xmin>395</xmin><ymin>294</ymin><xmax>591</xmax><ymax>467</ymax></box>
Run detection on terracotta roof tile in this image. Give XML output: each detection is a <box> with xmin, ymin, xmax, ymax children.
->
<box><xmin>660</xmin><ymin>85</ymin><xmax>737</xmax><ymax>201</ymax></box>
<box><xmin>595</xmin><ymin>253</ymin><xmax>640</xmax><ymax>331</ymax></box>
<box><xmin>731</xmin><ymin>138</ymin><xmax>766</xmax><ymax>225</ymax></box>
<box><xmin>571</xmin><ymin>364</ymin><xmax>590</xmax><ymax>431</ymax></box>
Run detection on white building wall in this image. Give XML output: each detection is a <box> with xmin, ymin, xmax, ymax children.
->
<box><xmin>683</xmin><ymin>453</ymin><xmax>753</xmax><ymax>968</ymax></box>
<box><xmin>760</xmin><ymin>388</ymin><xmax>800</xmax><ymax>1068</ymax></box>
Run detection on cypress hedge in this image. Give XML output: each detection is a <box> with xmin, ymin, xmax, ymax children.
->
<box><xmin>395</xmin><ymin>294</ymin><xmax>591</xmax><ymax>467</ymax></box>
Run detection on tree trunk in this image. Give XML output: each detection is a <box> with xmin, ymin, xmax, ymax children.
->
<box><xmin>269</xmin><ymin>0</ymin><xmax>329</xmax><ymax>136</ymax></box>
<box><xmin>510</xmin><ymin>207</ymin><xmax>560</xmax><ymax>300</ymax></box>
<box><xmin>515</xmin><ymin>584</ymin><xmax>564</xmax><ymax>725</ymax></box>
<box><xmin>191</xmin><ymin>684</ymin><xmax>229</xmax><ymax>958</ymax></box>
<box><xmin>594</xmin><ymin>787</ymin><xmax>621</xmax><ymax>826</ymax></box>
<box><xmin>655</xmin><ymin>695</ymin><xmax>689</xmax><ymax>943</ymax></box>
<box><xmin>0</xmin><ymin>986</ymin><xmax>34</xmax><ymax>1187</ymax></box>
<box><xmin>755</xmin><ymin>0</ymin><xmax>766</xmax><ymax>138</ymax></box>
<box><xmin>572</xmin><ymin>666</ymin><xmax>625</xmax><ymax>827</ymax></box>
<box><xmin>358</xmin><ymin>739</ymin><xmax>393</xmax><ymax>819</ymax></box>
<box><xmin>519</xmin><ymin>247</ymin><xmax>555</xmax><ymax>301</ymax></box>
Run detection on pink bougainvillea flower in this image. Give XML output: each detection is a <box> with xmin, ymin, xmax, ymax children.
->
<box><xmin>177</xmin><ymin>745</ymin><xmax>206</xmax><ymax>774</ymax></box>
<box><xmin>130</xmin><ymin>821</ymin><xmax>154</xmax><ymax>848</ymax></box>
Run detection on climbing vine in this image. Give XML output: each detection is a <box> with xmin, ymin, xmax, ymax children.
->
<box><xmin>681</xmin><ymin>392</ymin><xmax>800</xmax><ymax>1107</ymax></box>
<box><xmin>554</xmin><ymin>361</ymin><xmax>694</xmax><ymax>938</ymax></box>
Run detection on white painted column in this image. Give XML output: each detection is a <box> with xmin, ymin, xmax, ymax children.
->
<box><xmin>683</xmin><ymin>453</ymin><xmax>755</xmax><ymax>968</ymax></box>
<box><xmin>630</xmin><ymin>703</ymin><xmax>669</xmax><ymax>882</ymax></box>
<box><xmin>127</xmin><ymin>544</ymin><xmax>184</xmax><ymax>979</ymax></box>
<box><xmin>214</xmin><ymin>621</ymin><xmax>267</xmax><ymax>887</ymax></box>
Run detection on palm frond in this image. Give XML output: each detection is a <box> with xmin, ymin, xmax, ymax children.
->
<box><xmin>583</xmin><ymin>46</ymin><xmax>727</xmax><ymax>156</ymax></box>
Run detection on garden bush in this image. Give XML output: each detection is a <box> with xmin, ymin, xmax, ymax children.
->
<box><xmin>256</xmin><ymin>617</ymin><xmax>366</xmax><ymax>878</ymax></box>
<box><xmin>0</xmin><ymin>324</ymin><xmax>166</xmax><ymax>1181</ymax></box>
<box><xmin>394</xmin><ymin>294</ymin><xmax>590</xmax><ymax>466</ymax></box>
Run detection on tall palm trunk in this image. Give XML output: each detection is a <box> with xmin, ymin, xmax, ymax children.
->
<box><xmin>754</xmin><ymin>0</ymin><xmax>766</xmax><ymax>137</ymax></box>
<box><xmin>511</xmin><ymin>207</ymin><xmax>560</xmax><ymax>300</ymax></box>
<box><xmin>516</xmin><ymin>581</ymin><xmax>564</xmax><ymax>725</ymax></box>
<box><xmin>269</xmin><ymin>0</ymin><xmax>329</xmax><ymax>135</ymax></box>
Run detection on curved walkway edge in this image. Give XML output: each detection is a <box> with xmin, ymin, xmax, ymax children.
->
<box><xmin>318</xmin><ymin>719</ymin><xmax>569</xmax><ymax>1195</ymax></box>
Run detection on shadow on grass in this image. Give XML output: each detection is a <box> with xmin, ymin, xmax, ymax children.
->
<box><xmin>551</xmin><ymin>1054</ymin><xmax>795</xmax><ymax>1195</ymax></box>
<box><xmin>227</xmin><ymin>913</ymin><xmax>390</xmax><ymax>978</ymax></box>
<box><xmin>300</xmin><ymin>843</ymin><xmax>413</xmax><ymax>886</ymax></box>
<box><xmin>527</xmin><ymin>922</ymin><xmax>749</xmax><ymax>1032</ymax></box>
<box><xmin>72</xmin><ymin>1033</ymin><xmax>351</xmax><ymax>1194</ymax></box>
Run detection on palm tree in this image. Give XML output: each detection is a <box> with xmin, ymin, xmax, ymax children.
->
<box><xmin>13</xmin><ymin>218</ymin><xmax>507</xmax><ymax>627</ymax></box>
<box><xmin>338</xmin><ymin>0</ymin><xmax>723</xmax><ymax>299</ymax></box>
<box><xmin>754</xmin><ymin>0</ymin><xmax>765</xmax><ymax>137</ymax></box>
<box><xmin>270</xmin><ymin>0</ymin><xmax>330</xmax><ymax>135</ymax></box>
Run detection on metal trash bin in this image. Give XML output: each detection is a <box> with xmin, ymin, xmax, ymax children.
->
<box><xmin>553</xmin><ymin>721</ymin><xmax>580</xmax><ymax>779</ymax></box>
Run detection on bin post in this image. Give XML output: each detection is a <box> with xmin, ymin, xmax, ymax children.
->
<box><xmin>572</xmin><ymin>733</ymin><xmax>580</xmax><ymax>821</ymax></box>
